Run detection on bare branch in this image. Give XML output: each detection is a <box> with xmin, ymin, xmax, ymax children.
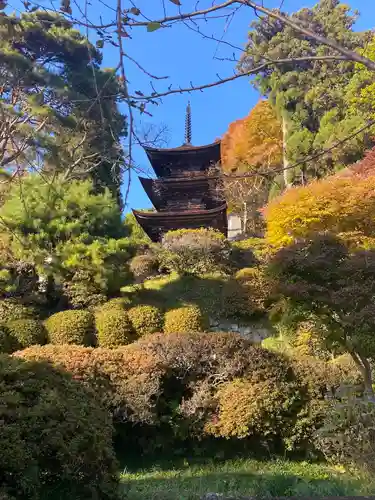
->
<box><xmin>130</xmin><ymin>56</ymin><xmax>349</xmax><ymax>100</ymax></box>
<box><xmin>241</xmin><ymin>0</ymin><xmax>375</xmax><ymax>71</ymax></box>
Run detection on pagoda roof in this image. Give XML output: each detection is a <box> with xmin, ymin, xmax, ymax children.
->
<box><xmin>144</xmin><ymin>139</ymin><xmax>221</xmax><ymax>155</ymax></box>
<box><xmin>144</xmin><ymin>140</ymin><xmax>221</xmax><ymax>178</ymax></box>
<box><xmin>132</xmin><ymin>203</ymin><xmax>227</xmax><ymax>242</ymax></box>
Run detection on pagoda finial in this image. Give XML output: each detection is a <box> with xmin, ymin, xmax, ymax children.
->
<box><xmin>184</xmin><ymin>101</ymin><xmax>192</xmax><ymax>145</ymax></box>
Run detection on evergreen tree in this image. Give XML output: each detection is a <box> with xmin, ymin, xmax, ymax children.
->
<box><xmin>0</xmin><ymin>10</ymin><xmax>127</xmax><ymax>204</ymax></box>
<box><xmin>240</xmin><ymin>0</ymin><xmax>373</xmax><ymax>186</ymax></box>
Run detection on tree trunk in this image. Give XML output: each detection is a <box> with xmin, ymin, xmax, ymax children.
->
<box><xmin>243</xmin><ymin>201</ymin><xmax>247</xmax><ymax>234</ymax></box>
<box><xmin>282</xmin><ymin>116</ymin><xmax>292</xmax><ymax>189</ymax></box>
<box><xmin>358</xmin><ymin>353</ymin><xmax>375</xmax><ymax>400</ymax></box>
<box><xmin>348</xmin><ymin>349</ymin><xmax>375</xmax><ymax>399</ymax></box>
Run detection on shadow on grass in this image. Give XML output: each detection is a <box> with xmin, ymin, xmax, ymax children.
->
<box><xmin>120</xmin><ymin>468</ymin><xmax>368</xmax><ymax>499</ymax></box>
<box><xmin>132</xmin><ymin>273</ymin><xmax>258</xmax><ymax>322</ymax></box>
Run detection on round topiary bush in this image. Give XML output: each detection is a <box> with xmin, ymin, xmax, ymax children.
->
<box><xmin>0</xmin><ymin>299</ymin><xmax>35</xmax><ymax>323</ymax></box>
<box><xmin>6</xmin><ymin>319</ymin><xmax>47</xmax><ymax>349</ymax></box>
<box><xmin>128</xmin><ymin>305</ymin><xmax>164</xmax><ymax>336</ymax></box>
<box><xmin>95</xmin><ymin>308</ymin><xmax>134</xmax><ymax>347</ymax></box>
<box><xmin>129</xmin><ymin>253</ymin><xmax>159</xmax><ymax>281</ymax></box>
<box><xmin>45</xmin><ymin>310</ymin><xmax>95</xmax><ymax>346</ymax></box>
<box><xmin>164</xmin><ymin>305</ymin><xmax>208</xmax><ymax>334</ymax></box>
<box><xmin>95</xmin><ymin>297</ymin><xmax>132</xmax><ymax>314</ymax></box>
<box><xmin>0</xmin><ymin>354</ymin><xmax>119</xmax><ymax>499</ymax></box>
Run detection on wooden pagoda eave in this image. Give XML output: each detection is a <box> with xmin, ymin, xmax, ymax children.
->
<box><xmin>144</xmin><ymin>140</ymin><xmax>221</xmax><ymax>178</ymax></box>
<box><xmin>132</xmin><ymin>203</ymin><xmax>227</xmax><ymax>242</ymax></box>
<box><xmin>133</xmin><ymin>203</ymin><xmax>227</xmax><ymax>220</ymax></box>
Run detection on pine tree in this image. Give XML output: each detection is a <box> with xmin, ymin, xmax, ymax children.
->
<box><xmin>0</xmin><ymin>10</ymin><xmax>127</xmax><ymax>204</ymax></box>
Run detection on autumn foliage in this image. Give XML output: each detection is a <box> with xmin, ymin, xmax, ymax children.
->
<box><xmin>221</xmin><ymin>100</ymin><xmax>282</xmax><ymax>172</ymax></box>
<box><xmin>264</xmin><ymin>148</ymin><xmax>375</xmax><ymax>247</ymax></box>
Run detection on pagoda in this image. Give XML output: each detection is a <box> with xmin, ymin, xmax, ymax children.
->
<box><xmin>132</xmin><ymin>103</ymin><xmax>227</xmax><ymax>242</ymax></box>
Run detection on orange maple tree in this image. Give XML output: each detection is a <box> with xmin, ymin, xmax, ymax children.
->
<box><xmin>221</xmin><ymin>100</ymin><xmax>283</xmax><ymax>174</ymax></box>
<box><xmin>220</xmin><ymin>100</ymin><xmax>283</xmax><ymax>234</ymax></box>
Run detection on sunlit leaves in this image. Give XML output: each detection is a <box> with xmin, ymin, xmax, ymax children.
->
<box><xmin>147</xmin><ymin>22</ymin><xmax>161</xmax><ymax>32</ymax></box>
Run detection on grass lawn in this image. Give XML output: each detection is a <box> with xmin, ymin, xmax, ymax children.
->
<box><xmin>120</xmin><ymin>458</ymin><xmax>374</xmax><ymax>499</ymax></box>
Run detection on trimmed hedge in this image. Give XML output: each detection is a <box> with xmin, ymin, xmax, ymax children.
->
<box><xmin>0</xmin><ymin>355</ymin><xmax>119</xmax><ymax>499</ymax></box>
<box><xmin>7</xmin><ymin>319</ymin><xmax>47</xmax><ymax>349</ymax></box>
<box><xmin>164</xmin><ymin>305</ymin><xmax>208</xmax><ymax>334</ymax></box>
<box><xmin>45</xmin><ymin>310</ymin><xmax>95</xmax><ymax>346</ymax></box>
<box><xmin>128</xmin><ymin>305</ymin><xmax>164</xmax><ymax>336</ymax></box>
<box><xmin>0</xmin><ymin>299</ymin><xmax>35</xmax><ymax>323</ymax></box>
<box><xmin>95</xmin><ymin>297</ymin><xmax>132</xmax><ymax>313</ymax></box>
<box><xmin>95</xmin><ymin>309</ymin><xmax>134</xmax><ymax>347</ymax></box>
<box><xmin>14</xmin><ymin>344</ymin><xmax>162</xmax><ymax>424</ymax></box>
<box><xmin>16</xmin><ymin>332</ymin><xmax>357</xmax><ymax>454</ymax></box>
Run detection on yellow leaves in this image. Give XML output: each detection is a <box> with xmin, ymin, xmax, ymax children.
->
<box><xmin>264</xmin><ymin>172</ymin><xmax>375</xmax><ymax>247</ymax></box>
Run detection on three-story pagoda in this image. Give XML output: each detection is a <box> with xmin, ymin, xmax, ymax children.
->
<box><xmin>132</xmin><ymin>103</ymin><xmax>227</xmax><ymax>242</ymax></box>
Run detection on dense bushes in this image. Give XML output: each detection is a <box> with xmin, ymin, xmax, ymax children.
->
<box><xmin>0</xmin><ymin>355</ymin><xmax>119</xmax><ymax>499</ymax></box>
<box><xmin>164</xmin><ymin>305</ymin><xmax>208</xmax><ymax>333</ymax></box>
<box><xmin>129</xmin><ymin>253</ymin><xmax>159</xmax><ymax>281</ymax></box>
<box><xmin>95</xmin><ymin>308</ymin><xmax>134</xmax><ymax>347</ymax></box>
<box><xmin>45</xmin><ymin>310</ymin><xmax>95</xmax><ymax>345</ymax></box>
<box><xmin>128</xmin><ymin>305</ymin><xmax>163</xmax><ymax>336</ymax></box>
<box><xmin>96</xmin><ymin>297</ymin><xmax>132</xmax><ymax>313</ymax></box>
<box><xmin>7</xmin><ymin>319</ymin><xmax>47</xmax><ymax>349</ymax></box>
<box><xmin>205</xmin><ymin>378</ymin><xmax>301</xmax><ymax>440</ymax></box>
<box><xmin>0</xmin><ymin>299</ymin><xmax>35</xmax><ymax>323</ymax></box>
<box><xmin>315</xmin><ymin>391</ymin><xmax>375</xmax><ymax>473</ymax></box>
<box><xmin>14</xmin><ymin>344</ymin><xmax>163</xmax><ymax>425</ymax></box>
<box><xmin>0</xmin><ymin>325</ymin><xmax>17</xmax><ymax>353</ymax></box>
<box><xmin>161</xmin><ymin>228</ymin><xmax>230</xmax><ymax>275</ymax></box>
<box><xmin>15</xmin><ymin>332</ymin><xmax>358</xmax><ymax>455</ymax></box>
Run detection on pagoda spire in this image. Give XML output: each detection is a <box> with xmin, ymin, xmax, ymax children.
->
<box><xmin>184</xmin><ymin>101</ymin><xmax>192</xmax><ymax>145</ymax></box>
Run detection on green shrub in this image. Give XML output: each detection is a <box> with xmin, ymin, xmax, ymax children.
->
<box><xmin>95</xmin><ymin>297</ymin><xmax>132</xmax><ymax>313</ymax></box>
<box><xmin>0</xmin><ymin>324</ymin><xmax>18</xmax><ymax>353</ymax></box>
<box><xmin>232</xmin><ymin>237</ymin><xmax>274</xmax><ymax>263</ymax></box>
<box><xmin>128</xmin><ymin>305</ymin><xmax>164</xmax><ymax>336</ymax></box>
<box><xmin>235</xmin><ymin>266</ymin><xmax>273</xmax><ymax>314</ymax></box>
<box><xmin>205</xmin><ymin>377</ymin><xmax>301</xmax><ymax>439</ymax></box>
<box><xmin>95</xmin><ymin>308</ymin><xmax>134</xmax><ymax>347</ymax></box>
<box><xmin>161</xmin><ymin>228</ymin><xmax>230</xmax><ymax>275</ymax></box>
<box><xmin>315</xmin><ymin>390</ymin><xmax>375</xmax><ymax>473</ymax></box>
<box><xmin>129</xmin><ymin>253</ymin><xmax>159</xmax><ymax>281</ymax></box>
<box><xmin>45</xmin><ymin>310</ymin><xmax>95</xmax><ymax>346</ymax></box>
<box><xmin>63</xmin><ymin>271</ymin><xmax>107</xmax><ymax>310</ymax></box>
<box><xmin>7</xmin><ymin>319</ymin><xmax>47</xmax><ymax>349</ymax></box>
<box><xmin>220</xmin><ymin>278</ymin><xmax>255</xmax><ymax>319</ymax></box>
<box><xmin>164</xmin><ymin>305</ymin><xmax>208</xmax><ymax>334</ymax></box>
<box><xmin>0</xmin><ymin>355</ymin><xmax>119</xmax><ymax>499</ymax></box>
<box><xmin>0</xmin><ymin>299</ymin><xmax>35</xmax><ymax>323</ymax></box>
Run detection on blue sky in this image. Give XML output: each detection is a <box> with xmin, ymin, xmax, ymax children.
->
<box><xmin>112</xmin><ymin>0</ymin><xmax>374</xmax><ymax>212</ymax></box>
<box><xmin>7</xmin><ymin>0</ymin><xmax>375</xmax><ymax>210</ymax></box>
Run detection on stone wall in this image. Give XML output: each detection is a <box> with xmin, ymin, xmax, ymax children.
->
<box><xmin>209</xmin><ymin>317</ymin><xmax>273</xmax><ymax>343</ymax></box>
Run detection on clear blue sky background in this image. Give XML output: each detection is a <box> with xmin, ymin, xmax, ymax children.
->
<box><xmin>8</xmin><ymin>0</ymin><xmax>375</xmax><ymax>211</ymax></box>
<box><xmin>112</xmin><ymin>0</ymin><xmax>374</xmax><ymax>212</ymax></box>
